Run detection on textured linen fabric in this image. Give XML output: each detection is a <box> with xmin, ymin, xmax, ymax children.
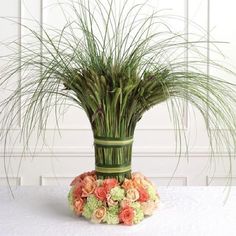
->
<box><xmin>0</xmin><ymin>186</ymin><xmax>236</xmax><ymax>236</ymax></box>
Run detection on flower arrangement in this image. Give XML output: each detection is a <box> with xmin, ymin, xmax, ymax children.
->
<box><xmin>68</xmin><ymin>171</ymin><xmax>160</xmax><ymax>225</ymax></box>
<box><xmin>1</xmin><ymin>0</ymin><xmax>236</xmax><ymax>224</ymax></box>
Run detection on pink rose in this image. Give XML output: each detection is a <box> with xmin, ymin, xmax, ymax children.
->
<box><xmin>119</xmin><ymin>206</ymin><xmax>135</xmax><ymax>225</ymax></box>
<box><xmin>74</xmin><ymin>197</ymin><xmax>84</xmax><ymax>216</ymax></box>
<box><xmin>102</xmin><ymin>178</ymin><xmax>118</xmax><ymax>192</ymax></box>
<box><xmin>137</xmin><ymin>186</ymin><xmax>149</xmax><ymax>202</ymax></box>
<box><xmin>70</xmin><ymin>176</ymin><xmax>82</xmax><ymax>186</ymax></box>
<box><xmin>91</xmin><ymin>206</ymin><xmax>106</xmax><ymax>224</ymax></box>
<box><xmin>73</xmin><ymin>183</ymin><xmax>83</xmax><ymax>199</ymax></box>
<box><xmin>141</xmin><ymin>200</ymin><xmax>157</xmax><ymax>216</ymax></box>
<box><xmin>94</xmin><ymin>186</ymin><xmax>107</xmax><ymax>201</ymax></box>
<box><xmin>126</xmin><ymin>188</ymin><xmax>140</xmax><ymax>202</ymax></box>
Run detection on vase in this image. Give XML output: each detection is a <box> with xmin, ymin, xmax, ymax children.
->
<box><xmin>94</xmin><ymin>135</ymin><xmax>133</xmax><ymax>181</ymax></box>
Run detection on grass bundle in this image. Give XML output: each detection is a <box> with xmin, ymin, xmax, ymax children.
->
<box><xmin>0</xmin><ymin>0</ymin><xmax>236</xmax><ymax>183</ymax></box>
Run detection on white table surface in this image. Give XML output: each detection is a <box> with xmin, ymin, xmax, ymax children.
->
<box><xmin>0</xmin><ymin>186</ymin><xmax>236</xmax><ymax>236</ymax></box>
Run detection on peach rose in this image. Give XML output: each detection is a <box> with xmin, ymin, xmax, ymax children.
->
<box><xmin>132</xmin><ymin>172</ymin><xmax>151</xmax><ymax>188</ymax></box>
<box><xmin>122</xmin><ymin>178</ymin><xmax>134</xmax><ymax>190</ymax></box>
<box><xmin>74</xmin><ymin>197</ymin><xmax>84</xmax><ymax>216</ymax></box>
<box><xmin>132</xmin><ymin>172</ymin><xmax>145</xmax><ymax>180</ymax></box>
<box><xmin>141</xmin><ymin>200</ymin><xmax>157</xmax><ymax>216</ymax></box>
<box><xmin>119</xmin><ymin>206</ymin><xmax>134</xmax><ymax>225</ymax></box>
<box><xmin>132</xmin><ymin>179</ymin><xmax>142</xmax><ymax>188</ymax></box>
<box><xmin>132</xmin><ymin>178</ymin><xmax>147</xmax><ymax>189</ymax></box>
<box><xmin>106</xmin><ymin>194</ymin><xmax>118</xmax><ymax>207</ymax></box>
<box><xmin>70</xmin><ymin>171</ymin><xmax>96</xmax><ymax>186</ymax></box>
<box><xmin>126</xmin><ymin>188</ymin><xmax>140</xmax><ymax>202</ymax></box>
<box><xmin>102</xmin><ymin>178</ymin><xmax>118</xmax><ymax>192</ymax></box>
<box><xmin>81</xmin><ymin>176</ymin><xmax>97</xmax><ymax>197</ymax></box>
<box><xmin>94</xmin><ymin>186</ymin><xmax>107</xmax><ymax>201</ymax></box>
<box><xmin>137</xmin><ymin>186</ymin><xmax>149</xmax><ymax>202</ymax></box>
<box><xmin>83</xmin><ymin>175</ymin><xmax>96</xmax><ymax>183</ymax></box>
<box><xmin>91</xmin><ymin>206</ymin><xmax>106</xmax><ymax>224</ymax></box>
<box><xmin>120</xmin><ymin>198</ymin><xmax>132</xmax><ymax>208</ymax></box>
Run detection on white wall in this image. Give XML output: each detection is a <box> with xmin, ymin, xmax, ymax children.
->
<box><xmin>0</xmin><ymin>0</ymin><xmax>236</xmax><ymax>187</ymax></box>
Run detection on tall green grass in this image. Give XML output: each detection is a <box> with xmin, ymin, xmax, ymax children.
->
<box><xmin>0</xmin><ymin>0</ymin><xmax>236</xmax><ymax>186</ymax></box>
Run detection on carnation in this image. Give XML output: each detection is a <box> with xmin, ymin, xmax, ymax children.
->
<box><xmin>131</xmin><ymin>202</ymin><xmax>144</xmax><ymax>224</ymax></box>
<box><xmin>105</xmin><ymin>206</ymin><xmax>120</xmax><ymax>225</ymax></box>
<box><xmin>147</xmin><ymin>185</ymin><xmax>158</xmax><ymax>201</ymax></box>
<box><xmin>86</xmin><ymin>195</ymin><xmax>103</xmax><ymax>210</ymax></box>
<box><xmin>133</xmin><ymin>207</ymin><xmax>144</xmax><ymax>224</ymax></box>
<box><xmin>68</xmin><ymin>188</ymin><xmax>74</xmax><ymax>210</ymax></box>
<box><xmin>82</xmin><ymin>194</ymin><xmax>103</xmax><ymax>219</ymax></box>
<box><xmin>110</xmin><ymin>186</ymin><xmax>125</xmax><ymax>201</ymax></box>
<box><xmin>108</xmin><ymin>205</ymin><xmax>119</xmax><ymax>214</ymax></box>
<box><xmin>82</xmin><ymin>204</ymin><xmax>93</xmax><ymax>219</ymax></box>
<box><xmin>131</xmin><ymin>202</ymin><xmax>141</xmax><ymax>210</ymax></box>
<box><xmin>105</xmin><ymin>212</ymin><xmax>120</xmax><ymax>225</ymax></box>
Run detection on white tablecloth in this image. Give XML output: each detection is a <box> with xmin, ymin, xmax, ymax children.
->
<box><xmin>0</xmin><ymin>186</ymin><xmax>236</xmax><ymax>236</ymax></box>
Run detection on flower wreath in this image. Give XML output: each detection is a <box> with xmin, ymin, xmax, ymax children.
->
<box><xmin>68</xmin><ymin>171</ymin><xmax>160</xmax><ymax>225</ymax></box>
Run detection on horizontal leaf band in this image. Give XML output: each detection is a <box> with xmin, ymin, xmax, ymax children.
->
<box><xmin>94</xmin><ymin>137</ymin><xmax>133</xmax><ymax>147</ymax></box>
<box><xmin>95</xmin><ymin>165</ymin><xmax>131</xmax><ymax>173</ymax></box>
